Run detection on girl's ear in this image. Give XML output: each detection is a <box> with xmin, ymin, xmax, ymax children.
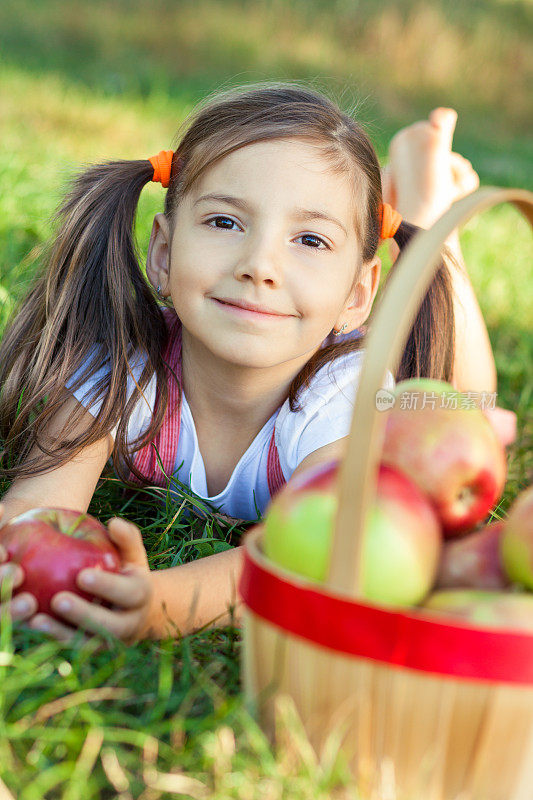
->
<box><xmin>146</xmin><ymin>212</ymin><xmax>172</xmax><ymax>294</ymax></box>
<box><xmin>335</xmin><ymin>256</ymin><xmax>382</xmax><ymax>333</ymax></box>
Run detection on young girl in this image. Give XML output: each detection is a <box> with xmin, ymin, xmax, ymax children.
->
<box><xmin>0</xmin><ymin>84</ymin><xmax>497</xmax><ymax>644</ymax></box>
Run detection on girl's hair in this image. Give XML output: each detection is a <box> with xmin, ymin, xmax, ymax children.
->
<box><xmin>0</xmin><ymin>81</ymin><xmax>455</xmax><ymax>487</ymax></box>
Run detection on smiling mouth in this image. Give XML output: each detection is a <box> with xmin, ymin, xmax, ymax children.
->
<box><xmin>212</xmin><ymin>298</ymin><xmax>290</xmax><ymax>319</ymax></box>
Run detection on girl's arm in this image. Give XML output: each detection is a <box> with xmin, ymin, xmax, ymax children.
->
<box><xmin>24</xmin><ymin>441</ymin><xmax>346</xmax><ymax>642</ymax></box>
<box><xmin>389</xmin><ymin>226</ymin><xmax>497</xmax><ymax>395</ymax></box>
<box><xmin>441</xmin><ymin>241</ymin><xmax>497</xmax><ymax>394</ymax></box>
<box><xmin>147</xmin><ymin>438</ymin><xmax>347</xmax><ymax>637</ymax></box>
<box><xmin>148</xmin><ymin>545</ymin><xmax>245</xmax><ymax>637</ymax></box>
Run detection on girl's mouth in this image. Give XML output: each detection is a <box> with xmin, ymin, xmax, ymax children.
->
<box><xmin>212</xmin><ymin>298</ymin><xmax>289</xmax><ymax>320</ymax></box>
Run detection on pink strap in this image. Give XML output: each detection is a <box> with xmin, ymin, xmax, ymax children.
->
<box><xmin>127</xmin><ymin>309</ymin><xmax>183</xmax><ymax>488</ymax></box>
<box><xmin>267</xmin><ymin>427</ymin><xmax>286</xmax><ymax>499</ymax></box>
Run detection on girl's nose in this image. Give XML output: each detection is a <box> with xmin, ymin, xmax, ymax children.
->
<box><xmin>233</xmin><ymin>235</ymin><xmax>283</xmax><ymax>285</ymax></box>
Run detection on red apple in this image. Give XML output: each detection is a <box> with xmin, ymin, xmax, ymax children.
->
<box><xmin>382</xmin><ymin>378</ymin><xmax>507</xmax><ymax>537</ymax></box>
<box><xmin>435</xmin><ymin>521</ymin><xmax>510</xmax><ymax>590</ymax></box>
<box><xmin>500</xmin><ymin>485</ymin><xmax>533</xmax><ymax>589</ymax></box>
<box><xmin>0</xmin><ymin>507</ymin><xmax>121</xmax><ymax>617</ymax></box>
<box><xmin>420</xmin><ymin>589</ymin><xmax>533</xmax><ymax>632</ymax></box>
<box><xmin>263</xmin><ymin>460</ymin><xmax>442</xmax><ymax>607</ymax></box>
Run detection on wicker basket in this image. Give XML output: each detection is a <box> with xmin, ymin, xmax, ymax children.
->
<box><xmin>239</xmin><ymin>187</ymin><xmax>533</xmax><ymax>800</ymax></box>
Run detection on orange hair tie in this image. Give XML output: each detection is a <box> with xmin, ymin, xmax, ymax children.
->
<box><xmin>149</xmin><ymin>150</ymin><xmax>174</xmax><ymax>188</ymax></box>
<box><xmin>380</xmin><ymin>202</ymin><xmax>402</xmax><ymax>240</ymax></box>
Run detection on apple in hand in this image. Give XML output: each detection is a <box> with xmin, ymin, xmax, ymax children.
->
<box><xmin>263</xmin><ymin>460</ymin><xmax>442</xmax><ymax>607</ymax></box>
<box><xmin>0</xmin><ymin>507</ymin><xmax>121</xmax><ymax>618</ymax></box>
<box><xmin>500</xmin><ymin>485</ymin><xmax>533</xmax><ymax>589</ymax></box>
<box><xmin>382</xmin><ymin>378</ymin><xmax>507</xmax><ymax>537</ymax></box>
<box><xmin>420</xmin><ymin>589</ymin><xmax>533</xmax><ymax>633</ymax></box>
<box><xmin>435</xmin><ymin>521</ymin><xmax>510</xmax><ymax>591</ymax></box>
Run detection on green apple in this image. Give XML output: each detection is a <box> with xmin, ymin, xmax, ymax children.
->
<box><xmin>420</xmin><ymin>589</ymin><xmax>533</xmax><ymax>632</ymax></box>
<box><xmin>500</xmin><ymin>485</ymin><xmax>533</xmax><ymax>589</ymax></box>
<box><xmin>394</xmin><ymin>378</ymin><xmax>455</xmax><ymax>397</ymax></box>
<box><xmin>262</xmin><ymin>460</ymin><xmax>442</xmax><ymax>607</ymax></box>
<box><xmin>263</xmin><ymin>491</ymin><xmax>337</xmax><ymax>583</ymax></box>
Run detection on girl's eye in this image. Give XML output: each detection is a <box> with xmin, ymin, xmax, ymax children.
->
<box><xmin>298</xmin><ymin>234</ymin><xmax>330</xmax><ymax>250</ymax></box>
<box><xmin>205</xmin><ymin>217</ymin><xmax>329</xmax><ymax>250</ymax></box>
<box><xmin>206</xmin><ymin>215</ymin><xmax>239</xmax><ymax>230</ymax></box>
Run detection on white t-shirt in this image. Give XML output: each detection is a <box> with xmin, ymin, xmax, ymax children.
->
<box><xmin>66</xmin><ymin>346</ymin><xmax>395</xmax><ymax>520</ymax></box>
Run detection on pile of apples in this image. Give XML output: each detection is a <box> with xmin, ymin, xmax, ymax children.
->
<box><xmin>262</xmin><ymin>378</ymin><xmax>533</xmax><ymax>631</ymax></box>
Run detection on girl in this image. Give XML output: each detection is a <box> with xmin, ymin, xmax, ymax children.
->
<box><xmin>0</xmin><ymin>84</ymin><xmax>497</xmax><ymax>643</ymax></box>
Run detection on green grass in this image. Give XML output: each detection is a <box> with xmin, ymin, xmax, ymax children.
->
<box><xmin>0</xmin><ymin>0</ymin><xmax>532</xmax><ymax>795</ymax></box>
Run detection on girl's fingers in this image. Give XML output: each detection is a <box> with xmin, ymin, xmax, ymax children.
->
<box><xmin>0</xmin><ymin>562</ymin><xmax>24</xmax><ymax>589</ymax></box>
<box><xmin>50</xmin><ymin>591</ymin><xmax>143</xmax><ymax>642</ymax></box>
<box><xmin>1</xmin><ymin>593</ymin><xmax>39</xmax><ymax>622</ymax></box>
<box><xmin>75</xmin><ymin>566</ymin><xmax>151</xmax><ymax>609</ymax></box>
<box><xmin>28</xmin><ymin>613</ymin><xmax>89</xmax><ymax>644</ymax></box>
<box><xmin>106</xmin><ymin>518</ymin><xmax>149</xmax><ymax>569</ymax></box>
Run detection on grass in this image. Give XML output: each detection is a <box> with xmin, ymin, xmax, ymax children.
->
<box><xmin>0</xmin><ymin>0</ymin><xmax>532</xmax><ymax>795</ymax></box>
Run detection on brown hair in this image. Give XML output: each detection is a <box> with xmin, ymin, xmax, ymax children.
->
<box><xmin>0</xmin><ymin>81</ymin><xmax>454</xmax><ymax>488</ymax></box>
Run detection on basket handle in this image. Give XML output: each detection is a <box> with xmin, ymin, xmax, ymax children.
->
<box><xmin>327</xmin><ymin>187</ymin><xmax>533</xmax><ymax>596</ymax></box>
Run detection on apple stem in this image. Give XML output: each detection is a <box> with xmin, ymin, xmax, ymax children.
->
<box><xmin>66</xmin><ymin>512</ymin><xmax>90</xmax><ymax>538</ymax></box>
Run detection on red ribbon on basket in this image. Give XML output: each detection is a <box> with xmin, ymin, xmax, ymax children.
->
<box><xmin>239</xmin><ymin>541</ymin><xmax>533</xmax><ymax>686</ymax></box>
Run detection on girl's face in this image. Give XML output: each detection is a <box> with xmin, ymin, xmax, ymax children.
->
<box><xmin>147</xmin><ymin>138</ymin><xmax>381</xmax><ymax>369</ymax></box>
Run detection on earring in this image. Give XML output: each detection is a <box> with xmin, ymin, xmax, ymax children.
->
<box><xmin>156</xmin><ymin>285</ymin><xmax>162</xmax><ymax>296</ymax></box>
<box><xmin>333</xmin><ymin>323</ymin><xmax>348</xmax><ymax>336</ymax></box>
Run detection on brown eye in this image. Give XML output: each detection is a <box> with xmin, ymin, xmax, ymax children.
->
<box><xmin>299</xmin><ymin>234</ymin><xmax>329</xmax><ymax>250</ymax></box>
<box><xmin>206</xmin><ymin>216</ymin><xmax>238</xmax><ymax>230</ymax></box>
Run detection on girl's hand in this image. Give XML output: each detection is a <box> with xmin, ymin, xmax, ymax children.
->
<box><xmin>0</xmin><ymin>546</ymin><xmax>39</xmax><ymax>625</ymax></box>
<box><xmin>0</xmin><ymin>504</ymin><xmax>39</xmax><ymax>625</ymax></box>
<box><xmin>28</xmin><ymin>517</ymin><xmax>155</xmax><ymax>645</ymax></box>
<box><xmin>382</xmin><ymin>107</ymin><xmax>480</xmax><ymax>231</ymax></box>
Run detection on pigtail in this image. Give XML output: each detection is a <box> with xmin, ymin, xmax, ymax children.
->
<box><xmin>0</xmin><ymin>158</ymin><xmax>175</xmax><ymax>488</ymax></box>
<box><xmin>386</xmin><ymin>219</ymin><xmax>455</xmax><ymax>383</ymax></box>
